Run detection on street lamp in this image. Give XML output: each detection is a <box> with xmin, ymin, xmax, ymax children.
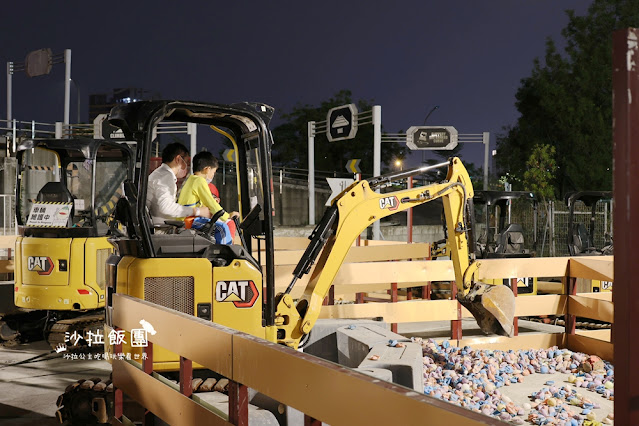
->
<box><xmin>395</xmin><ymin>159</ymin><xmax>402</xmax><ymax>171</ymax></box>
<box><xmin>423</xmin><ymin>105</ymin><xmax>440</xmax><ymax>125</ymax></box>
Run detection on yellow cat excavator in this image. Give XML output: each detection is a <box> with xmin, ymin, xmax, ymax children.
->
<box><xmin>11</xmin><ymin>138</ymin><xmax>133</xmax><ymax>349</ymax></box>
<box><xmin>56</xmin><ymin>100</ymin><xmax>515</xmax><ymax>423</ymax></box>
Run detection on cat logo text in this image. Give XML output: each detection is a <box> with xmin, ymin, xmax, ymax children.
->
<box><xmin>379</xmin><ymin>196</ymin><xmax>399</xmax><ymax>211</ymax></box>
<box><xmin>27</xmin><ymin>256</ymin><xmax>54</xmax><ymax>275</ymax></box>
<box><xmin>215</xmin><ymin>280</ymin><xmax>259</xmax><ymax>308</ymax></box>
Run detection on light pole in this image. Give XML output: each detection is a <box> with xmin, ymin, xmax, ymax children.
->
<box><xmin>421</xmin><ymin>105</ymin><xmax>440</xmax><ymax>164</ymax></box>
<box><xmin>71</xmin><ymin>79</ymin><xmax>80</xmax><ymax>123</ymax></box>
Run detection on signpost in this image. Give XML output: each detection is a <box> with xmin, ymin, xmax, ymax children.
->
<box><xmin>327</xmin><ymin>103</ymin><xmax>358</xmax><ymax>142</ymax></box>
<box><xmin>345</xmin><ymin>159</ymin><xmax>361</xmax><ymax>174</ymax></box>
<box><xmin>223</xmin><ymin>148</ymin><xmax>236</xmax><ymax>162</ymax></box>
<box><xmin>326</xmin><ymin>178</ymin><xmax>354</xmax><ymax>206</ymax></box>
<box><xmin>406</xmin><ymin>126</ymin><xmax>458</xmax><ymax>150</ymax></box>
<box><xmin>308</xmin><ymin>105</ymin><xmax>379</xmax><ymax>231</ymax></box>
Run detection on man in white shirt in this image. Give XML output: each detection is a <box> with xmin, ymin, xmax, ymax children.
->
<box><xmin>147</xmin><ymin>142</ymin><xmax>211</xmax><ymax>226</ymax></box>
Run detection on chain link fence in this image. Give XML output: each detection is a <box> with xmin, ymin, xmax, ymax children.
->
<box><xmin>508</xmin><ymin>199</ymin><xmax>612</xmax><ymax>257</ymax></box>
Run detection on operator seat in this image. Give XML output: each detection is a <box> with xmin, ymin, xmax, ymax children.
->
<box><xmin>494</xmin><ymin>223</ymin><xmax>526</xmax><ymax>255</ymax></box>
<box><xmin>571</xmin><ymin>223</ymin><xmax>598</xmax><ymax>255</ymax></box>
<box><xmin>36</xmin><ymin>182</ymin><xmax>75</xmax><ymax>225</ymax></box>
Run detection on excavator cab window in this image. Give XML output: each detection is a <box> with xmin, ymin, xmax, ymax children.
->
<box><xmin>16</xmin><ymin>140</ymin><xmax>133</xmax><ymax>238</ymax></box>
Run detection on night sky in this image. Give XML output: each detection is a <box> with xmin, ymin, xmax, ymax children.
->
<box><xmin>1</xmin><ymin>1</ymin><xmax>591</xmax><ymax>169</ymax></box>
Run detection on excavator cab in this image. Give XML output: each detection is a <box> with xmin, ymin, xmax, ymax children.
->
<box><xmin>13</xmin><ymin>138</ymin><xmax>133</xmax><ymax>347</ymax></box>
<box><xmin>565</xmin><ymin>191</ymin><xmax>613</xmax><ymax>292</ymax></box>
<box><xmin>566</xmin><ymin>191</ymin><xmax>613</xmax><ymax>256</ymax></box>
<box><xmin>473</xmin><ymin>190</ymin><xmax>538</xmax><ymax>295</ymax></box>
<box><xmin>105</xmin><ymin>100</ymin><xmax>280</xmax><ymax>367</ymax></box>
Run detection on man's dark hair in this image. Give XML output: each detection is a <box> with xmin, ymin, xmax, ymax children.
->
<box><xmin>161</xmin><ymin>142</ymin><xmax>189</xmax><ymax>164</ymax></box>
<box><xmin>192</xmin><ymin>151</ymin><xmax>219</xmax><ymax>172</ymax></box>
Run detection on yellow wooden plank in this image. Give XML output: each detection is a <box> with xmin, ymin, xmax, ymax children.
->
<box><xmin>565</xmin><ymin>333</ymin><xmax>613</xmax><ymax>362</ymax></box>
<box><xmin>362</xmin><ymin>239</ymin><xmax>411</xmax><ymax>246</ymax></box>
<box><xmin>112</xmin><ymin>294</ymin><xmax>234</xmax><ymax>377</ymax></box>
<box><xmin>515</xmin><ymin>295</ymin><xmax>567</xmax><ymax>317</ymax></box>
<box><xmin>568</xmin><ymin>295</ymin><xmax>614</xmax><ymax>323</ymax></box>
<box><xmin>113</xmin><ymin>359</ymin><xmax>230</xmax><ymax>425</ymax></box>
<box><xmin>0</xmin><ymin>260</ymin><xmax>14</xmax><ymax>273</ymax></box>
<box><xmin>267</xmin><ymin>243</ymin><xmax>431</xmax><ymax>266</ymax></box>
<box><xmin>576</xmin><ymin>329</ymin><xmax>611</xmax><ymax>342</ymax></box>
<box><xmin>457</xmin><ymin>333</ymin><xmax>565</xmax><ymax>351</ymax></box>
<box><xmin>575</xmin><ymin>292</ymin><xmax>612</xmax><ymax>301</ymax></box>
<box><xmin>319</xmin><ymin>299</ymin><xmax>460</xmax><ymax>322</ymax></box>
<box><xmin>568</xmin><ymin>257</ymin><xmax>614</xmax><ymax>281</ymax></box>
<box><xmin>275</xmin><ymin>260</ymin><xmax>455</xmax><ymax>290</ymax></box>
<box><xmin>0</xmin><ymin>235</ymin><xmax>17</xmax><ymax>249</ymax></box>
<box><xmin>476</xmin><ymin>257</ymin><xmax>570</xmax><ymax>280</ymax></box>
<box><xmin>231</xmin><ymin>333</ymin><xmax>492</xmax><ymax>426</ymax></box>
<box><xmin>537</xmin><ymin>281</ymin><xmax>564</xmax><ymax>294</ymax></box>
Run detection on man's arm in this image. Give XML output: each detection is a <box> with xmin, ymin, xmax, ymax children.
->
<box><xmin>151</xmin><ymin>173</ymin><xmax>207</xmax><ymax>219</ymax></box>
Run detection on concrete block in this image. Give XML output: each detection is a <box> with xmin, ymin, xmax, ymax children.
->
<box><xmin>303</xmin><ymin>319</ymin><xmax>388</xmax><ymax>363</ymax></box>
<box><xmin>354</xmin><ymin>367</ymin><xmax>394</xmax><ymax>382</ymax></box>
<box><xmin>336</xmin><ymin>324</ymin><xmax>424</xmax><ymax>392</ymax></box>
<box><xmin>359</xmin><ymin>343</ymin><xmax>424</xmax><ymax>392</ymax></box>
<box><xmin>194</xmin><ymin>391</ymin><xmax>279</xmax><ymax>426</ymax></box>
<box><xmin>335</xmin><ymin>323</ymin><xmax>406</xmax><ymax>367</ymax></box>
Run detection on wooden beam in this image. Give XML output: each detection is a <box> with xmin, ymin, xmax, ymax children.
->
<box><xmin>0</xmin><ymin>235</ymin><xmax>17</xmax><ymax>249</ymax></box>
<box><xmin>113</xmin><ymin>359</ymin><xmax>230</xmax><ymax>425</ymax></box>
<box><xmin>319</xmin><ymin>299</ymin><xmax>460</xmax><ymax>322</ymax></box>
<box><xmin>0</xmin><ymin>260</ymin><xmax>14</xmax><ymax>273</ymax></box>
<box><xmin>568</xmin><ymin>257</ymin><xmax>614</xmax><ymax>281</ymax></box>
<box><xmin>267</xmin><ymin>243</ymin><xmax>431</xmax><ymax>266</ymax></box>
<box><xmin>514</xmin><ymin>295</ymin><xmax>567</xmax><ymax>317</ymax></box>
<box><xmin>275</xmin><ymin>260</ymin><xmax>455</xmax><ymax>290</ymax></box>
<box><xmin>231</xmin><ymin>333</ymin><xmax>498</xmax><ymax>426</ymax></box>
<box><xmin>565</xmin><ymin>333</ymin><xmax>613</xmax><ymax>362</ymax></box>
<box><xmin>568</xmin><ymin>295</ymin><xmax>614</xmax><ymax>323</ymax></box>
<box><xmin>456</xmin><ymin>333</ymin><xmax>565</xmax><ymax>352</ymax></box>
<box><xmin>576</xmin><ymin>329</ymin><xmax>611</xmax><ymax>342</ymax></box>
<box><xmin>476</xmin><ymin>257</ymin><xmax>570</xmax><ymax>280</ymax></box>
<box><xmin>112</xmin><ymin>294</ymin><xmax>234</xmax><ymax>377</ymax></box>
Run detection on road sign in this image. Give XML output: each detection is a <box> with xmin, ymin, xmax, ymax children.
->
<box><xmin>326</xmin><ymin>178</ymin><xmax>355</xmax><ymax>206</ymax></box>
<box><xmin>25</xmin><ymin>48</ymin><xmax>52</xmax><ymax>78</ymax></box>
<box><xmin>223</xmin><ymin>148</ymin><xmax>236</xmax><ymax>162</ymax></box>
<box><xmin>406</xmin><ymin>126</ymin><xmax>458</xmax><ymax>150</ymax></box>
<box><xmin>345</xmin><ymin>159</ymin><xmax>361</xmax><ymax>174</ymax></box>
<box><xmin>327</xmin><ymin>104</ymin><xmax>358</xmax><ymax>142</ymax></box>
<box><xmin>93</xmin><ymin>114</ymin><xmax>125</xmax><ymax>139</ymax></box>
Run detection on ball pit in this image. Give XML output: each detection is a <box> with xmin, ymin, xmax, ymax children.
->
<box><xmin>415</xmin><ymin>338</ymin><xmax>614</xmax><ymax>425</ymax></box>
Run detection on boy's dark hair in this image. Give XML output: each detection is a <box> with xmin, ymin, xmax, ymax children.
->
<box><xmin>161</xmin><ymin>142</ymin><xmax>190</xmax><ymax>164</ymax></box>
<box><xmin>192</xmin><ymin>151</ymin><xmax>219</xmax><ymax>172</ymax></box>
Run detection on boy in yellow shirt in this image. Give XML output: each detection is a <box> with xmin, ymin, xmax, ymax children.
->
<box><xmin>178</xmin><ymin>152</ymin><xmax>239</xmax><ymax>241</ymax></box>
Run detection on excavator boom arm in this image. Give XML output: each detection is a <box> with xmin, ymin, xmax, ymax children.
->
<box><xmin>275</xmin><ymin>158</ymin><xmax>515</xmax><ymax>348</ymax></box>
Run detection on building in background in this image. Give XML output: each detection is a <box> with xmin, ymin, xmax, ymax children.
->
<box><xmin>89</xmin><ymin>88</ymin><xmax>160</xmax><ymax>121</ymax></box>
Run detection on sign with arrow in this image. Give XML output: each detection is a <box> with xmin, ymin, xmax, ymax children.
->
<box><xmin>345</xmin><ymin>159</ymin><xmax>361</xmax><ymax>174</ymax></box>
<box><xmin>327</xmin><ymin>103</ymin><xmax>358</xmax><ymax>142</ymax></box>
<box><xmin>326</xmin><ymin>178</ymin><xmax>355</xmax><ymax>206</ymax></box>
<box><xmin>406</xmin><ymin>126</ymin><xmax>458</xmax><ymax>150</ymax></box>
<box><xmin>223</xmin><ymin>148</ymin><xmax>236</xmax><ymax>162</ymax></box>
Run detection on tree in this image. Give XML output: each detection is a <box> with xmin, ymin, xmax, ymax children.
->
<box><xmin>496</xmin><ymin>0</ymin><xmax>639</xmax><ymax>195</ymax></box>
<box><xmin>271</xmin><ymin>90</ymin><xmax>407</xmax><ymax>176</ymax></box>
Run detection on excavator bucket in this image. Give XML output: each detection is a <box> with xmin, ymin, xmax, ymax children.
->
<box><xmin>459</xmin><ymin>283</ymin><xmax>516</xmax><ymax>337</ymax></box>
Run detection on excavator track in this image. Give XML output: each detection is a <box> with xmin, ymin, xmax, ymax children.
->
<box><xmin>56</xmin><ymin>378</ymin><xmax>113</xmax><ymax>425</ymax></box>
<box><xmin>47</xmin><ymin>312</ymin><xmax>105</xmax><ymax>352</ymax></box>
